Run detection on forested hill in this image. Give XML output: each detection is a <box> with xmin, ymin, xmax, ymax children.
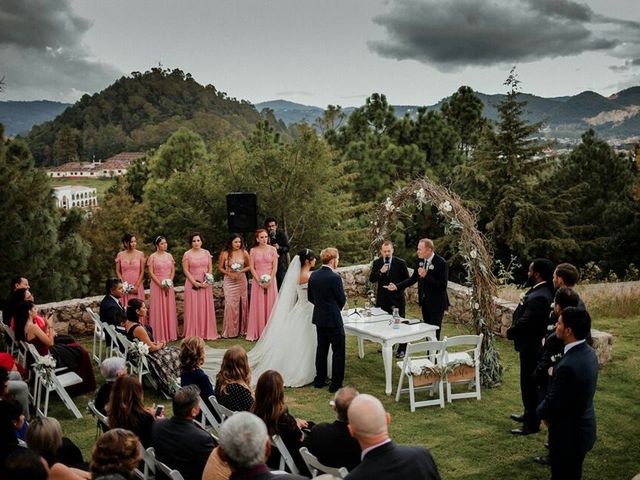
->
<box><xmin>23</xmin><ymin>68</ymin><xmax>288</xmax><ymax>166</ymax></box>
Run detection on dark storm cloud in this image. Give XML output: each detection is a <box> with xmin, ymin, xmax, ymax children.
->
<box><xmin>368</xmin><ymin>0</ymin><xmax>636</xmax><ymax>71</ymax></box>
<box><xmin>0</xmin><ymin>0</ymin><xmax>120</xmax><ymax>101</ymax></box>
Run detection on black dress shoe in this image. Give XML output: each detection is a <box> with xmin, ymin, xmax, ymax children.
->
<box><xmin>510</xmin><ymin>413</ymin><xmax>526</xmax><ymax>422</ymax></box>
<box><xmin>511</xmin><ymin>427</ymin><xmax>540</xmax><ymax>435</ymax></box>
<box><xmin>314</xmin><ymin>381</ymin><xmax>330</xmax><ymax>389</ymax></box>
<box><xmin>533</xmin><ymin>455</ymin><xmax>550</xmax><ymax>465</ymax></box>
<box><xmin>328</xmin><ymin>384</ymin><xmax>343</xmax><ymax>393</ymax></box>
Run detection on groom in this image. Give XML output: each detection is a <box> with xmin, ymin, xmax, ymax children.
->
<box><xmin>308</xmin><ymin>247</ymin><xmax>346</xmax><ymax>393</ymax></box>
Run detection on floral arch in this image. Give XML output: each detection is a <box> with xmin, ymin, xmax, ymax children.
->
<box><xmin>370</xmin><ymin>177</ymin><xmax>503</xmax><ymax>387</ymax></box>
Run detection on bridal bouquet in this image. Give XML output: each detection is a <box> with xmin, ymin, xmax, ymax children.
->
<box><xmin>259</xmin><ymin>274</ymin><xmax>271</xmax><ymax>285</ymax></box>
<box><xmin>161</xmin><ymin>279</ymin><xmax>173</xmax><ymax>289</ymax></box>
<box><xmin>34</xmin><ymin>355</ymin><xmax>57</xmax><ymax>387</ymax></box>
<box><xmin>230</xmin><ymin>262</ymin><xmax>242</xmax><ymax>272</ymax></box>
<box><xmin>203</xmin><ymin>273</ymin><xmax>215</xmax><ymax>285</ymax></box>
<box><xmin>122</xmin><ymin>281</ymin><xmax>134</xmax><ymax>294</ymax></box>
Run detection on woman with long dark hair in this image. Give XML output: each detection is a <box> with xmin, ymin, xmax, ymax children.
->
<box><xmin>115</xmin><ymin>233</ymin><xmax>146</xmax><ymax>309</ymax></box>
<box><xmin>120</xmin><ymin>299</ymin><xmax>179</xmax><ymax>398</ymax></box>
<box><xmin>107</xmin><ymin>375</ymin><xmax>156</xmax><ymax>448</ymax></box>
<box><xmin>147</xmin><ymin>235</ymin><xmax>177</xmax><ymax>342</ymax></box>
<box><xmin>246</xmin><ymin>229</ymin><xmax>278</xmax><ymax>341</ymax></box>
<box><xmin>218</xmin><ymin>234</ymin><xmax>250</xmax><ymax>338</ymax></box>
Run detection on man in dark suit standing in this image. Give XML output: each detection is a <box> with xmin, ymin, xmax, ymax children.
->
<box><xmin>537</xmin><ymin>307</ymin><xmax>598</xmax><ymax>480</ymax></box>
<box><xmin>507</xmin><ymin>259</ymin><xmax>554</xmax><ymax>435</ymax></box>
<box><xmin>368</xmin><ymin>240</ymin><xmax>409</xmax><ymax>317</ymax></box>
<box><xmin>308</xmin><ymin>247</ymin><xmax>346</xmax><ymax>393</ymax></box>
<box><xmin>265</xmin><ymin>217</ymin><xmax>290</xmax><ymax>289</ymax></box>
<box><xmin>152</xmin><ymin>385</ymin><xmax>215</xmax><ymax>480</ymax></box>
<box><xmin>345</xmin><ymin>394</ymin><xmax>440</xmax><ymax>480</ymax></box>
<box><xmin>304</xmin><ymin>387</ymin><xmax>361</xmax><ymax>471</ymax></box>
<box><xmin>386</xmin><ymin>238</ymin><xmax>449</xmax><ymax>357</ymax></box>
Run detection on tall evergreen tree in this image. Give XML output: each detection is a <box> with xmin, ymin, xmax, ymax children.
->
<box><xmin>440</xmin><ymin>85</ymin><xmax>488</xmax><ymax>158</ymax></box>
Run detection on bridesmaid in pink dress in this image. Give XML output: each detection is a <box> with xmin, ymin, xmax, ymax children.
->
<box><xmin>246</xmin><ymin>229</ymin><xmax>278</xmax><ymax>341</ymax></box>
<box><xmin>218</xmin><ymin>234</ymin><xmax>250</xmax><ymax>338</ymax></box>
<box><xmin>182</xmin><ymin>232</ymin><xmax>219</xmax><ymax>340</ymax></box>
<box><xmin>115</xmin><ymin>233</ymin><xmax>146</xmax><ymax>309</ymax></box>
<box><xmin>147</xmin><ymin>236</ymin><xmax>178</xmax><ymax>342</ymax></box>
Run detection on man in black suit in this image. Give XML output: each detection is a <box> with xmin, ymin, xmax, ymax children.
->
<box><xmin>151</xmin><ymin>385</ymin><xmax>215</xmax><ymax>480</ymax></box>
<box><xmin>386</xmin><ymin>238</ymin><xmax>449</xmax><ymax>357</ymax></box>
<box><xmin>99</xmin><ymin>278</ymin><xmax>125</xmax><ymax>328</ymax></box>
<box><xmin>218</xmin><ymin>412</ymin><xmax>305</xmax><ymax>479</ymax></box>
<box><xmin>304</xmin><ymin>387</ymin><xmax>361</xmax><ymax>471</ymax></box>
<box><xmin>537</xmin><ymin>307</ymin><xmax>598</xmax><ymax>480</ymax></box>
<box><xmin>368</xmin><ymin>240</ymin><xmax>409</xmax><ymax>317</ymax></box>
<box><xmin>265</xmin><ymin>217</ymin><xmax>290</xmax><ymax>289</ymax></box>
<box><xmin>345</xmin><ymin>394</ymin><xmax>440</xmax><ymax>480</ymax></box>
<box><xmin>507</xmin><ymin>258</ymin><xmax>554</xmax><ymax>435</ymax></box>
<box><xmin>308</xmin><ymin>247</ymin><xmax>346</xmax><ymax>393</ymax></box>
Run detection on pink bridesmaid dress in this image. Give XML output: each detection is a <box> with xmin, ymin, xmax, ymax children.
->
<box><xmin>246</xmin><ymin>248</ymin><xmax>278</xmax><ymax>341</ymax></box>
<box><xmin>221</xmin><ymin>256</ymin><xmax>248</xmax><ymax>338</ymax></box>
<box><xmin>148</xmin><ymin>253</ymin><xmax>178</xmax><ymax>342</ymax></box>
<box><xmin>183</xmin><ymin>249</ymin><xmax>219</xmax><ymax>340</ymax></box>
<box><xmin>116</xmin><ymin>251</ymin><xmax>146</xmax><ymax>307</ymax></box>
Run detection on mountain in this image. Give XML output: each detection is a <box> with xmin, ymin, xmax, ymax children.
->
<box><xmin>260</xmin><ymin>88</ymin><xmax>640</xmax><ymax>140</ymax></box>
<box><xmin>22</xmin><ymin>68</ymin><xmax>288</xmax><ymax>166</ymax></box>
<box><xmin>0</xmin><ymin>100</ymin><xmax>70</xmax><ymax>136</ymax></box>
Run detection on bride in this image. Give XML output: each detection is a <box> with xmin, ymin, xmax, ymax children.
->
<box><xmin>204</xmin><ymin>248</ymin><xmax>322</xmax><ymax>387</ymax></box>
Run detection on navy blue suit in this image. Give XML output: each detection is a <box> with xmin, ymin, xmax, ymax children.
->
<box><xmin>345</xmin><ymin>441</ymin><xmax>440</xmax><ymax>480</ymax></box>
<box><xmin>308</xmin><ymin>265</ymin><xmax>346</xmax><ymax>389</ymax></box>
<box><xmin>537</xmin><ymin>342</ymin><xmax>598</xmax><ymax>480</ymax></box>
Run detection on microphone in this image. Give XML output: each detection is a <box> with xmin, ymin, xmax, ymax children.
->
<box><xmin>384</xmin><ymin>256</ymin><xmax>391</xmax><ymax>275</ymax></box>
<box><xmin>418</xmin><ymin>259</ymin><xmax>425</xmax><ymax>269</ymax></box>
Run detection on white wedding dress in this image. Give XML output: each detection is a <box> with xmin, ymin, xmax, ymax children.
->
<box><xmin>203</xmin><ymin>256</ymin><xmax>323</xmax><ymax>387</ymax></box>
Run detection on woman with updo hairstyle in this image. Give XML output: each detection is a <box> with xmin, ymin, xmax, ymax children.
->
<box><xmin>246</xmin><ymin>228</ymin><xmax>278</xmax><ymax>341</ymax></box>
<box><xmin>147</xmin><ymin>235</ymin><xmax>177</xmax><ymax>342</ymax></box>
<box><xmin>90</xmin><ymin>428</ymin><xmax>142</xmax><ymax>480</ymax></box>
<box><xmin>214</xmin><ymin>345</ymin><xmax>254</xmax><ymax>412</ymax></box>
<box><xmin>119</xmin><ymin>299</ymin><xmax>180</xmax><ymax>398</ymax></box>
<box><xmin>115</xmin><ymin>233</ymin><xmax>146</xmax><ymax>310</ymax></box>
<box><xmin>218</xmin><ymin>233</ymin><xmax>250</xmax><ymax>338</ymax></box>
<box><xmin>180</xmin><ymin>336</ymin><xmax>215</xmax><ymax>412</ymax></box>
<box><xmin>182</xmin><ymin>232</ymin><xmax>219</xmax><ymax>340</ymax></box>
<box><xmin>107</xmin><ymin>375</ymin><xmax>156</xmax><ymax>449</ymax></box>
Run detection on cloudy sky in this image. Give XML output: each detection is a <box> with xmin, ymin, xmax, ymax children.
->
<box><xmin>1</xmin><ymin>0</ymin><xmax>640</xmax><ymax>107</ymax></box>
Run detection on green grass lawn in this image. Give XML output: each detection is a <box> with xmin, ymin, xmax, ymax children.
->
<box><xmin>50</xmin><ymin>307</ymin><xmax>640</xmax><ymax>479</ymax></box>
<box><xmin>49</xmin><ymin>177</ymin><xmax>116</xmax><ymax>201</ymax></box>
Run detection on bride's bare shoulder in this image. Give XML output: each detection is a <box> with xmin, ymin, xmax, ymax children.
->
<box><xmin>299</xmin><ymin>271</ymin><xmax>311</xmax><ymax>285</ymax></box>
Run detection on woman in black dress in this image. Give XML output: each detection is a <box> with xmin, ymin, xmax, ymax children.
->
<box><xmin>214</xmin><ymin>346</ymin><xmax>254</xmax><ymax>412</ymax></box>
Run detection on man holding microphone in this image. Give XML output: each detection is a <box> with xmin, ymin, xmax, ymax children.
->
<box><xmin>369</xmin><ymin>240</ymin><xmax>409</xmax><ymax>318</ymax></box>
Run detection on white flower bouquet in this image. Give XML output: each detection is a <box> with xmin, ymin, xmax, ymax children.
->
<box><xmin>122</xmin><ymin>281</ymin><xmax>134</xmax><ymax>294</ymax></box>
<box><xmin>34</xmin><ymin>355</ymin><xmax>57</xmax><ymax>386</ymax></box>
<box><xmin>439</xmin><ymin>200</ymin><xmax>453</xmax><ymax>213</ymax></box>
<box><xmin>259</xmin><ymin>274</ymin><xmax>271</xmax><ymax>285</ymax></box>
<box><xmin>161</xmin><ymin>279</ymin><xmax>173</xmax><ymax>289</ymax></box>
<box><xmin>230</xmin><ymin>262</ymin><xmax>242</xmax><ymax>272</ymax></box>
<box><xmin>127</xmin><ymin>340</ymin><xmax>150</xmax><ymax>364</ymax></box>
<box><xmin>203</xmin><ymin>273</ymin><xmax>215</xmax><ymax>285</ymax></box>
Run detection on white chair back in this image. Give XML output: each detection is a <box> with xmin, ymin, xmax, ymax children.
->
<box><xmin>198</xmin><ymin>397</ymin><xmax>222</xmax><ymax>438</ymax></box>
<box><xmin>147</xmin><ymin>446</ymin><xmax>185</xmax><ymax>480</ymax></box>
<box><xmin>395</xmin><ymin>340</ymin><xmax>446</xmax><ymax>411</ymax></box>
<box><xmin>210</xmin><ymin>395</ymin><xmax>235</xmax><ymax>422</ymax></box>
<box><xmin>87</xmin><ymin>400</ymin><xmax>109</xmax><ymax>431</ymax></box>
<box><xmin>443</xmin><ymin>333</ymin><xmax>483</xmax><ymax>402</ymax></box>
<box><xmin>86</xmin><ymin>307</ymin><xmax>106</xmax><ymax>364</ymax></box>
<box><xmin>299</xmin><ymin>447</ymin><xmax>348</xmax><ymax>478</ymax></box>
<box><xmin>272</xmin><ymin>434</ymin><xmax>300</xmax><ymax>475</ymax></box>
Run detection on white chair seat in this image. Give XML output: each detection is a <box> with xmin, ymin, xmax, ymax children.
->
<box><xmin>443</xmin><ymin>334</ymin><xmax>483</xmax><ymax>403</ymax></box>
<box><xmin>445</xmin><ymin>351</ymin><xmax>473</xmax><ymax>365</ymax></box>
<box><xmin>57</xmin><ymin>372</ymin><xmax>83</xmax><ymax>388</ymax></box>
<box><xmin>397</xmin><ymin>357</ymin><xmax>437</xmax><ymax>376</ymax></box>
<box><xmin>395</xmin><ymin>341</ymin><xmax>445</xmax><ymax>411</ymax></box>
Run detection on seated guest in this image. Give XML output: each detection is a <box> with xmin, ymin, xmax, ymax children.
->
<box><xmin>2</xmin><ymin>448</ymin><xmax>48</xmax><ymax>480</ymax></box>
<box><xmin>345</xmin><ymin>394</ymin><xmax>440</xmax><ymax>480</ymax></box>
<box><xmin>90</xmin><ymin>429</ymin><xmax>142</xmax><ymax>480</ymax></box>
<box><xmin>0</xmin><ymin>360</ymin><xmax>29</xmax><ymax>420</ymax></box>
<box><xmin>15</xmin><ymin>301</ymin><xmax>96</xmax><ymax>395</ymax></box>
<box><xmin>151</xmin><ymin>385</ymin><xmax>215</xmax><ymax>480</ymax></box>
<box><xmin>0</xmin><ymin>399</ymin><xmax>23</xmax><ymax>467</ymax></box>
<box><xmin>100</xmin><ymin>279</ymin><xmax>126</xmax><ymax>329</ymax></box>
<box><xmin>95</xmin><ymin>357</ymin><xmax>127</xmax><ymax>416</ymax></box>
<box><xmin>2</xmin><ymin>276</ymin><xmax>29</xmax><ymax>325</ymax></box>
<box><xmin>121</xmin><ymin>299</ymin><xmax>180</xmax><ymax>398</ymax></box>
<box><xmin>215</xmin><ymin>346</ymin><xmax>254</xmax><ymax>412</ymax></box>
<box><xmin>26</xmin><ymin>417</ymin><xmax>89</xmax><ymax>479</ymax></box>
<box><xmin>218</xmin><ymin>412</ymin><xmax>305</xmax><ymax>480</ymax></box>
<box><xmin>180</xmin><ymin>336</ymin><xmax>215</xmax><ymax>411</ymax></box>
<box><xmin>251</xmin><ymin>370</ymin><xmax>310</xmax><ymax>475</ymax></box>
<box><xmin>107</xmin><ymin>375</ymin><xmax>156</xmax><ymax>449</ymax></box>
<box><xmin>304</xmin><ymin>387</ymin><xmax>361</xmax><ymax>471</ymax></box>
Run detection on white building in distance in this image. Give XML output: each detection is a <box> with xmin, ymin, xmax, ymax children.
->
<box><xmin>53</xmin><ymin>185</ymin><xmax>98</xmax><ymax>210</ymax></box>
<box><xmin>47</xmin><ymin>152</ymin><xmax>144</xmax><ymax>178</ymax></box>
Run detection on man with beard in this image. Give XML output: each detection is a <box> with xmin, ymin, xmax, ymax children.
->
<box><xmin>264</xmin><ymin>217</ymin><xmax>290</xmax><ymax>289</ymax></box>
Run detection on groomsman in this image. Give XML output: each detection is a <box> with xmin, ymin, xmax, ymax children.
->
<box><xmin>507</xmin><ymin>259</ymin><xmax>554</xmax><ymax>435</ymax></box>
<box><xmin>386</xmin><ymin>238</ymin><xmax>449</xmax><ymax>356</ymax></box>
<box><xmin>537</xmin><ymin>307</ymin><xmax>598</xmax><ymax>480</ymax></box>
<box><xmin>369</xmin><ymin>241</ymin><xmax>409</xmax><ymax>317</ymax></box>
<box><xmin>265</xmin><ymin>217</ymin><xmax>290</xmax><ymax>289</ymax></box>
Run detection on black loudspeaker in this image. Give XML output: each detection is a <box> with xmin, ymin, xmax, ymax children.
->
<box><xmin>226</xmin><ymin>192</ymin><xmax>258</xmax><ymax>232</ymax></box>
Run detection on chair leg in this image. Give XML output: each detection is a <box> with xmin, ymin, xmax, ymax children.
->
<box><xmin>438</xmin><ymin>380</ymin><xmax>445</xmax><ymax>408</ymax></box>
<box><xmin>395</xmin><ymin>369</ymin><xmax>405</xmax><ymax>402</ymax></box>
<box><xmin>408</xmin><ymin>377</ymin><xmax>416</xmax><ymax>413</ymax></box>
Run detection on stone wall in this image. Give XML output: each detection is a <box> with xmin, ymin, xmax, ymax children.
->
<box><xmin>36</xmin><ymin>264</ymin><xmax>613</xmax><ymax>365</ymax></box>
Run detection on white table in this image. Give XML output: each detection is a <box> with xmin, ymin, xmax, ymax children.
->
<box><xmin>343</xmin><ymin>312</ymin><xmax>439</xmax><ymax>395</ymax></box>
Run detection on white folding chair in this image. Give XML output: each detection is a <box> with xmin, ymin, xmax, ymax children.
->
<box><xmin>442</xmin><ymin>334</ymin><xmax>483</xmax><ymax>402</ymax></box>
<box><xmin>87</xmin><ymin>400</ymin><xmax>109</xmax><ymax>432</ymax></box>
<box><xmin>395</xmin><ymin>340</ymin><xmax>446</xmax><ymax>411</ymax></box>
<box><xmin>25</xmin><ymin>342</ymin><xmax>83</xmax><ymax>418</ymax></box>
<box><xmin>210</xmin><ymin>395</ymin><xmax>235</xmax><ymax>422</ymax></box>
<box><xmin>299</xmin><ymin>447</ymin><xmax>348</xmax><ymax>478</ymax></box>
<box><xmin>102</xmin><ymin>324</ymin><xmax>125</xmax><ymax>359</ymax></box>
<box><xmin>272</xmin><ymin>434</ymin><xmax>300</xmax><ymax>475</ymax></box>
<box><xmin>2</xmin><ymin>322</ymin><xmax>17</xmax><ymax>356</ymax></box>
<box><xmin>116</xmin><ymin>332</ymin><xmax>153</xmax><ymax>384</ymax></box>
<box><xmin>198</xmin><ymin>397</ymin><xmax>222</xmax><ymax>438</ymax></box>
<box><xmin>147</xmin><ymin>447</ymin><xmax>185</xmax><ymax>480</ymax></box>
<box><xmin>86</xmin><ymin>307</ymin><xmax>106</xmax><ymax>364</ymax></box>
<box><xmin>136</xmin><ymin>447</ymin><xmax>156</xmax><ymax>480</ymax></box>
